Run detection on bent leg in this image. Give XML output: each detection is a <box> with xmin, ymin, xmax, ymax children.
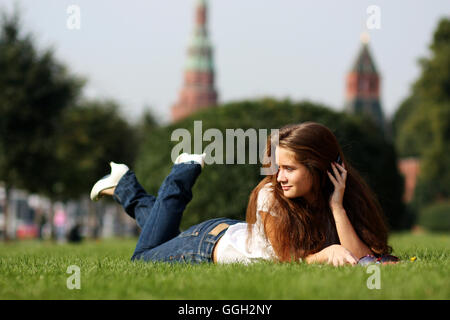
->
<box><xmin>113</xmin><ymin>170</ymin><xmax>156</xmax><ymax>229</ymax></box>
<box><xmin>131</xmin><ymin>162</ymin><xmax>202</xmax><ymax>259</ymax></box>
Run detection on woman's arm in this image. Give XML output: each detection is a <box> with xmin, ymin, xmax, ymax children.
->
<box><xmin>331</xmin><ymin>206</ymin><xmax>373</xmax><ymax>259</ymax></box>
<box><xmin>327</xmin><ymin>162</ymin><xmax>373</xmax><ymax>259</ymax></box>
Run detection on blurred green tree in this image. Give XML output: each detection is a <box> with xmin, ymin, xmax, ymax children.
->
<box><xmin>134</xmin><ymin>106</ymin><xmax>160</xmax><ymax>154</ymax></box>
<box><xmin>53</xmin><ymin>99</ymin><xmax>139</xmax><ymax>200</ymax></box>
<box><xmin>0</xmin><ymin>10</ymin><xmax>83</xmax><ymax>239</ymax></box>
<box><xmin>135</xmin><ymin>98</ymin><xmax>406</xmax><ymax>231</ymax></box>
<box><xmin>392</xmin><ymin>18</ymin><xmax>450</xmax><ymax>208</ymax></box>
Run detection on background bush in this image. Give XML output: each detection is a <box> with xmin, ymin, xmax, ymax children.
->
<box><xmin>135</xmin><ymin>98</ymin><xmax>406</xmax><ymax>230</ymax></box>
<box><xmin>417</xmin><ymin>201</ymin><xmax>450</xmax><ymax>232</ymax></box>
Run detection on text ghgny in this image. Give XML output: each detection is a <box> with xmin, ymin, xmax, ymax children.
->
<box><xmin>171</xmin><ymin>121</ymin><xmax>279</xmax><ymax>175</ymax></box>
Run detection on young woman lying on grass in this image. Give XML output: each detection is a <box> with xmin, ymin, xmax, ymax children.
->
<box><xmin>90</xmin><ymin>122</ymin><xmax>398</xmax><ymax>266</ymax></box>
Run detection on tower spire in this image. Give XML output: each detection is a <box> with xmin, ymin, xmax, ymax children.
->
<box><xmin>171</xmin><ymin>0</ymin><xmax>218</xmax><ymax>122</ymax></box>
<box><xmin>344</xmin><ymin>34</ymin><xmax>384</xmax><ymax>130</ymax></box>
<box><xmin>360</xmin><ymin>30</ymin><xmax>370</xmax><ymax>44</ymax></box>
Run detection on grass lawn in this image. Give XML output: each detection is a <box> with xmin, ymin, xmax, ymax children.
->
<box><xmin>0</xmin><ymin>232</ymin><xmax>448</xmax><ymax>300</ymax></box>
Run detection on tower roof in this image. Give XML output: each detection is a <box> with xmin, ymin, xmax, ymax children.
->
<box><xmin>350</xmin><ymin>42</ymin><xmax>378</xmax><ymax>74</ymax></box>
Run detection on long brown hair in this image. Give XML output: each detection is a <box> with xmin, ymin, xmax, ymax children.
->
<box><xmin>246</xmin><ymin>122</ymin><xmax>392</xmax><ymax>261</ymax></box>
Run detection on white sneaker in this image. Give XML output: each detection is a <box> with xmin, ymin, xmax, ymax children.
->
<box><xmin>174</xmin><ymin>153</ymin><xmax>206</xmax><ymax>168</ymax></box>
<box><xmin>90</xmin><ymin>162</ymin><xmax>129</xmax><ymax>201</ymax></box>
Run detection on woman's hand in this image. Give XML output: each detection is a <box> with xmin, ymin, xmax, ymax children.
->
<box><xmin>306</xmin><ymin>244</ymin><xmax>358</xmax><ymax>266</ymax></box>
<box><xmin>327</xmin><ymin>162</ymin><xmax>347</xmax><ymax>210</ymax></box>
<box><xmin>321</xmin><ymin>244</ymin><xmax>358</xmax><ymax>266</ymax></box>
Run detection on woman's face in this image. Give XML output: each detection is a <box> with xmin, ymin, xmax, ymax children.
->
<box><xmin>275</xmin><ymin>147</ymin><xmax>314</xmax><ymax>202</ymax></box>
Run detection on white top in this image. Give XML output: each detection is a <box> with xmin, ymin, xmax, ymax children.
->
<box><xmin>215</xmin><ymin>183</ymin><xmax>277</xmax><ymax>264</ymax></box>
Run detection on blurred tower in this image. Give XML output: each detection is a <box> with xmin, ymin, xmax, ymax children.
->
<box><xmin>171</xmin><ymin>0</ymin><xmax>218</xmax><ymax>122</ymax></box>
<box><xmin>345</xmin><ymin>32</ymin><xmax>385</xmax><ymax>130</ymax></box>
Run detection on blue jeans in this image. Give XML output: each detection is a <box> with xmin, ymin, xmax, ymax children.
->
<box><xmin>113</xmin><ymin>162</ymin><xmax>241</xmax><ymax>263</ymax></box>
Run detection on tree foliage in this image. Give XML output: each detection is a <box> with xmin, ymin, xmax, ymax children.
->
<box><xmin>0</xmin><ymin>9</ymin><xmax>141</xmax><ymax>202</ymax></box>
<box><xmin>0</xmin><ymin>10</ymin><xmax>83</xmax><ymax>193</ymax></box>
<box><xmin>53</xmin><ymin>99</ymin><xmax>139</xmax><ymax>200</ymax></box>
<box><xmin>393</xmin><ymin>18</ymin><xmax>450</xmax><ymax>206</ymax></box>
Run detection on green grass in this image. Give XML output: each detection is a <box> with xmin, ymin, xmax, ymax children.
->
<box><xmin>0</xmin><ymin>232</ymin><xmax>449</xmax><ymax>299</ymax></box>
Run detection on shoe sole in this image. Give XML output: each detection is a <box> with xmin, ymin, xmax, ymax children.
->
<box><xmin>90</xmin><ymin>162</ymin><xmax>129</xmax><ymax>201</ymax></box>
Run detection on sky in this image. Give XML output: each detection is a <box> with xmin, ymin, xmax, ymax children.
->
<box><xmin>0</xmin><ymin>0</ymin><xmax>449</xmax><ymax>124</ymax></box>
